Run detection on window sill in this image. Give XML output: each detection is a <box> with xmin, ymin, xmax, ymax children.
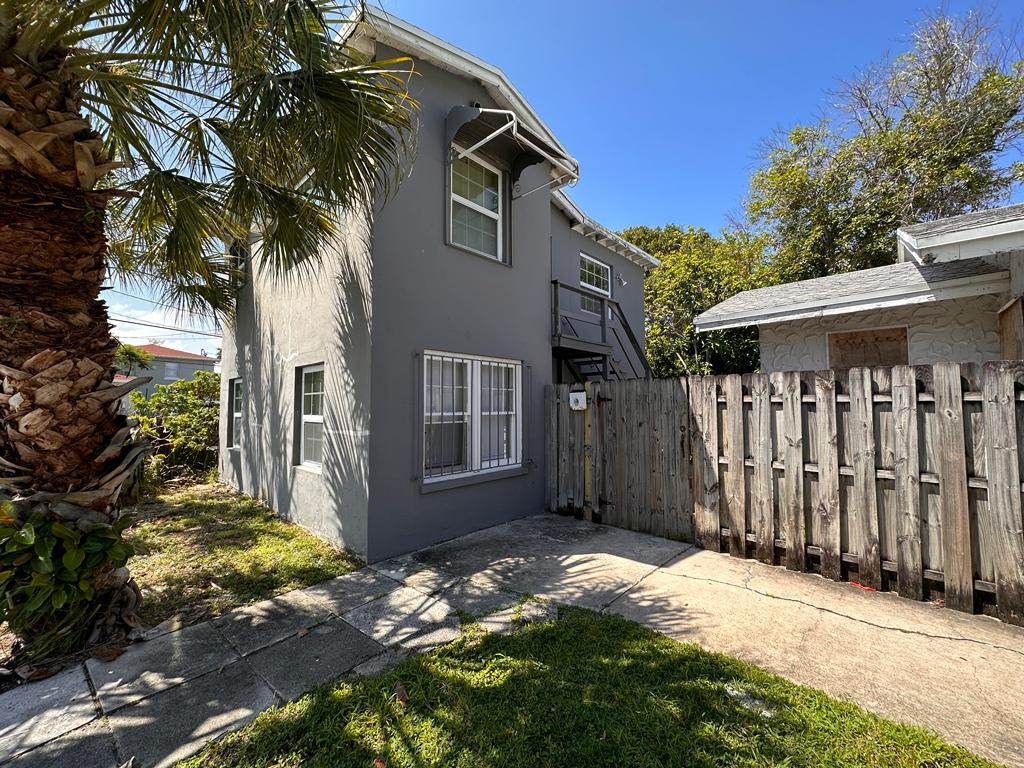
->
<box><xmin>294</xmin><ymin>462</ymin><xmax>323</xmax><ymax>476</ymax></box>
<box><xmin>420</xmin><ymin>464</ymin><xmax>527</xmax><ymax>494</ymax></box>
<box><xmin>446</xmin><ymin>239</ymin><xmax>512</xmax><ymax>268</ymax></box>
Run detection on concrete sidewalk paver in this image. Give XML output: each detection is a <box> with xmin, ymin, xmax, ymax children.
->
<box><xmin>8</xmin><ymin>721</ymin><xmax>119</xmax><ymax>768</ymax></box>
<box><xmin>246</xmin><ymin>618</ymin><xmax>383</xmax><ymax>701</ymax></box>
<box><xmin>342</xmin><ymin>586</ymin><xmax>453</xmax><ymax>646</ymax></box>
<box><xmin>436</xmin><ymin>575</ymin><xmax>519</xmax><ymax>616</ymax></box>
<box><xmin>214</xmin><ymin>589</ymin><xmax>331</xmax><ymax>656</ymax></box>
<box><xmin>107</xmin><ymin>661</ymin><xmax>276</xmax><ymax>768</ymax></box>
<box><xmin>87</xmin><ymin>619</ymin><xmax>238</xmax><ymax>713</ymax></box>
<box><xmin>0</xmin><ymin>665</ymin><xmax>96</xmax><ymax>763</ymax></box>
<box><xmin>300</xmin><ymin>568</ymin><xmax>400</xmax><ymax>614</ymax></box>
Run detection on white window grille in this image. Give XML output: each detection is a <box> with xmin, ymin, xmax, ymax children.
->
<box><xmin>423</xmin><ymin>352</ymin><xmax>522</xmax><ymax>481</ymax></box>
<box><xmin>229</xmin><ymin>378</ymin><xmax>243</xmax><ymax>448</ymax></box>
<box><xmin>579</xmin><ymin>252</ymin><xmax>611</xmax><ymax>315</ymax></box>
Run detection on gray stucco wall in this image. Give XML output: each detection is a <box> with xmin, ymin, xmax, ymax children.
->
<box><xmin>364</xmin><ymin>47</ymin><xmax>553</xmax><ymax>562</ymax></box>
<box><xmin>758</xmin><ymin>293</ymin><xmax>1006</xmax><ymax>372</ymax></box>
<box><xmin>219</xmin><ymin>211</ymin><xmax>373</xmax><ymax>558</ymax></box>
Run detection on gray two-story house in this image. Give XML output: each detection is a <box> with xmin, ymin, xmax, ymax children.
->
<box><xmin>219</xmin><ymin>7</ymin><xmax>658</xmax><ymax>562</ymax></box>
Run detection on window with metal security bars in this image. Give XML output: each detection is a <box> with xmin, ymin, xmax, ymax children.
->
<box><xmin>423</xmin><ymin>352</ymin><xmax>522</xmax><ymax>481</ymax></box>
<box><xmin>450</xmin><ymin>147</ymin><xmax>503</xmax><ymax>261</ymax></box>
<box><xmin>579</xmin><ymin>252</ymin><xmax>611</xmax><ymax>314</ymax></box>
<box><xmin>229</xmin><ymin>378</ymin><xmax>242</xmax><ymax>448</ymax></box>
<box><xmin>299</xmin><ymin>364</ymin><xmax>324</xmax><ymax>466</ymax></box>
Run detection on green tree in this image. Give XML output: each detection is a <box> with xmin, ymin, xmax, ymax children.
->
<box><xmin>0</xmin><ymin>1</ymin><xmax>414</xmax><ymax>662</ymax></box>
<box><xmin>132</xmin><ymin>371</ymin><xmax>220</xmax><ymax>482</ymax></box>
<box><xmin>622</xmin><ymin>225</ymin><xmax>772</xmax><ymax>377</ymax></box>
<box><xmin>113</xmin><ymin>343</ymin><xmax>154</xmax><ymax>376</ymax></box>
<box><xmin>748</xmin><ymin>8</ymin><xmax>1024</xmax><ymax>281</ymax></box>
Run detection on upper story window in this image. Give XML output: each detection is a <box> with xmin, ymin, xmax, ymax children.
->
<box><xmin>450</xmin><ymin>147</ymin><xmax>504</xmax><ymax>262</ymax></box>
<box><xmin>164</xmin><ymin>361</ymin><xmax>180</xmax><ymax>380</ymax></box>
<box><xmin>299</xmin><ymin>364</ymin><xmax>325</xmax><ymax>467</ymax></box>
<box><xmin>579</xmin><ymin>252</ymin><xmax>611</xmax><ymax>314</ymax></box>
<box><xmin>228</xmin><ymin>378</ymin><xmax>243</xmax><ymax>448</ymax></box>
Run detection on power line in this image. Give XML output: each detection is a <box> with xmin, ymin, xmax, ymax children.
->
<box><xmin>109</xmin><ymin>316</ymin><xmax>221</xmax><ymax>338</ymax></box>
<box><xmin>106</xmin><ymin>289</ymin><xmax>208</xmax><ymax>318</ymax></box>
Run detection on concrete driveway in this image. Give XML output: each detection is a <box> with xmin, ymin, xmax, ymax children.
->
<box><xmin>395</xmin><ymin>514</ymin><xmax>1024</xmax><ymax>767</ymax></box>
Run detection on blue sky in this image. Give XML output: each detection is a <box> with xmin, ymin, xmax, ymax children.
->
<box><xmin>113</xmin><ymin>0</ymin><xmax>1020</xmax><ymax>354</ymax></box>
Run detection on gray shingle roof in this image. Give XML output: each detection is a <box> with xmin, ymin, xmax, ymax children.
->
<box><xmin>694</xmin><ymin>257</ymin><xmax>1007</xmax><ymax>330</ymax></box>
<box><xmin>900</xmin><ymin>203</ymin><xmax>1024</xmax><ymax>240</ymax></box>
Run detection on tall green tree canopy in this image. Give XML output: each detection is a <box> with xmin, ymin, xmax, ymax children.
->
<box><xmin>622</xmin><ymin>225</ymin><xmax>771</xmax><ymax>376</ymax></box>
<box><xmin>748</xmin><ymin>9</ymin><xmax>1024</xmax><ymax>282</ymax></box>
<box><xmin>113</xmin><ymin>343</ymin><xmax>153</xmax><ymax>375</ymax></box>
<box><xmin>625</xmin><ymin>7</ymin><xmax>1024</xmax><ymax>377</ymax></box>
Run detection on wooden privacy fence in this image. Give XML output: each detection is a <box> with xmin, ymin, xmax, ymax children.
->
<box><xmin>546</xmin><ymin>362</ymin><xmax>1024</xmax><ymax>626</ymax></box>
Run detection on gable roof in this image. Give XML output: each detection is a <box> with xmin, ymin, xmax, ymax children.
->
<box><xmin>694</xmin><ymin>257</ymin><xmax>1008</xmax><ymax>332</ymax></box>
<box><xmin>346</xmin><ymin>7</ymin><xmax>657</xmax><ymax>271</ymax></box>
<box><xmin>137</xmin><ymin>344</ymin><xmax>213</xmax><ymax>361</ymax></box>
<box><xmin>897</xmin><ymin>202</ymin><xmax>1024</xmax><ymax>262</ymax></box>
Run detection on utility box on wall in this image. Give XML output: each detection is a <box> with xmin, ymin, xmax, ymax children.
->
<box><xmin>569</xmin><ymin>390</ymin><xmax>587</xmax><ymax>411</ymax></box>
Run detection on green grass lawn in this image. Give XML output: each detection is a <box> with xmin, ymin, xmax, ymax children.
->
<box><xmin>127</xmin><ymin>483</ymin><xmax>359</xmax><ymax>628</ymax></box>
<box><xmin>182</xmin><ymin>608</ymin><xmax>995</xmax><ymax>768</ymax></box>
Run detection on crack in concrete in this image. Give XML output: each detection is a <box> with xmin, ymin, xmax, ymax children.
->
<box><xmin>600</xmin><ymin>544</ymin><xmax>694</xmax><ymax>614</ymax></box>
<box><xmin>650</xmin><ymin>568</ymin><xmax>1024</xmax><ymax>660</ymax></box>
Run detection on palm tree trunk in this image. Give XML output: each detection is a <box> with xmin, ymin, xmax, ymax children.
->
<box><xmin>0</xmin><ymin>53</ymin><xmax>148</xmax><ymax>657</ymax></box>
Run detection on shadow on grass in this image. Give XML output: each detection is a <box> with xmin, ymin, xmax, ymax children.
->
<box><xmin>183</xmin><ymin>609</ymin><xmax>994</xmax><ymax>768</ymax></box>
<box><xmin>125</xmin><ymin>484</ymin><xmax>360</xmax><ymax>627</ymax></box>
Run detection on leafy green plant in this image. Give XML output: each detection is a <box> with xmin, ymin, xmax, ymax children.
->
<box><xmin>132</xmin><ymin>371</ymin><xmax>221</xmax><ymax>483</ymax></box>
<box><xmin>0</xmin><ymin>502</ymin><xmax>135</xmax><ymax>664</ymax></box>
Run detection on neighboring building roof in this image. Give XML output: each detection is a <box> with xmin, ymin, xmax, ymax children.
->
<box><xmin>694</xmin><ymin>257</ymin><xmax>1008</xmax><ymax>332</ymax></box>
<box><xmin>345</xmin><ymin>7</ymin><xmax>658</xmax><ymax>271</ymax></box>
<box><xmin>897</xmin><ymin>202</ymin><xmax>1024</xmax><ymax>263</ymax></box>
<box><xmin>137</xmin><ymin>344</ymin><xmax>213</xmax><ymax>361</ymax></box>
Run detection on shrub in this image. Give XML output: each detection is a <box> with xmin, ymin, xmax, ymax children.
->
<box><xmin>131</xmin><ymin>371</ymin><xmax>220</xmax><ymax>483</ymax></box>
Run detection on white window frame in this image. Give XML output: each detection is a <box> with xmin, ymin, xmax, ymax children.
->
<box><xmin>422</xmin><ymin>350</ymin><xmax>523</xmax><ymax>483</ymax></box>
<box><xmin>229</xmin><ymin>378</ymin><xmax>243</xmax><ymax>449</ymax></box>
<box><xmin>299</xmin><ymin>364</ymin><xmax>325</xmax><ymax>467</ymax></box>
<box><xmin>449</xmin><ymin>145</ymin><xmax>504</xmax><ymax>262</ymax></box>
<box><xmin>579</xmin><ymin>252</ymin><xmax>611</xmax><ymax>315</ymax></box>
<box><xmin>164</xmin><ymin>361</ymin><xmax>181</xmax><ymax>380</ymax></box>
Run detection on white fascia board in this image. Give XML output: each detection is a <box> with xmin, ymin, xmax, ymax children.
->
<box><xmin>553</xmin><ymin>190</ymin><xmax>660</xmax><ymax>270</ymax></box>
<box><xmin>694</xmin><ymin>271</ymin><xmax>1009</xmax><ymax>332</ymax></box>
<box><xmin>898</xmin><ymin>218</ymin><xmax>1024</xmax><ymax>262</ymax></box>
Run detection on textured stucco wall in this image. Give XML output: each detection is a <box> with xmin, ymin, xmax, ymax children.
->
<box><xmin>219</xmin><ymin>209</ymin><xmax>373</xmax><ymax>558</ymax></box>
<box><xmin>758</xmin><ymin>293</ymin><xmax>1006</xmax><ymax>372</ymax></box>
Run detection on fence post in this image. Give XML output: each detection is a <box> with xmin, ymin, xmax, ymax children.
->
<box><xmin>981</xmin><ymin>361</ymin><xmax>1024</xmax><ymax>625</ymax></box>
<box><xmin>750</xmin><ymin>373</ymin><xmax>774</xmax><ymax>564</ymax></box>
<box><xmin>814</xmin><ymin>370</ymin><xmax>842</xmax><ymax>581</ymax></box>
<box><xmin>892</xmin><ymin>365</ymin><xmax>923</xmax><ymax>600</ymax></box>
<box><xmin>848</xmin><ymin>367</ymin><xmax>881</xmax><ymax>588</ymax></box>
<box><xmin>934</xmin><ymin>362</ymin><xmax>973</xmax><ymax>613</ymax></box>
<box><xmin>724</xmin><ymin>374</ymin><xmax>746</xmax><ymax>557</ymax></box>
<box><xmin>545</xmin><ymin>385</ymin><xmax>556</xmax><ymax>512</ymax></box>
<box><xmin>583</xmin><ymin>381</ymin><xmax>595</xmax><ymax>522</ymax></box>
<box><xmin>782</xmin><ymin>370</ymin><xmax>805</xmax><ymax>571</ymax></box>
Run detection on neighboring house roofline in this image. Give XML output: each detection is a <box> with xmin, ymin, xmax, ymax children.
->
<box><xmin>135</xmin><ymin>343</ymin><xmax>214</xmax><ymax>361</ymax></box>
<box><xmin>897</xmin><ymin>203</ymin><xmax>1024</xmax><ymax>263</ymax></box>
<box><xmin>694</xmin><ymin>258</ymin><xmax>1008</xmax><ymax>332</ymax></box>
<box><xmin>342</xmin><ymin>8</ymin><xmax>658</xmax><ymax>270</ymax></box>
<box><xmin>552</xmin><ymin>190</ymin><xmax>660</xmax><ymax>270</ymax></box>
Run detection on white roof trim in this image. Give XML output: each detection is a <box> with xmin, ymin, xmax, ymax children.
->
<box><xmin>551</xmin><ymin>190</ymin><xmax>660</xmax><ymax>269</ymax></box>
<box><xmin>347</xmin><ymin>6</ymin><xmax>576</xmax><ymax>174</ymax></box>
<box><xmin>694</xmin><ymin>270</ymin><xmax>1008</xmax><ymax>331</ymax></box>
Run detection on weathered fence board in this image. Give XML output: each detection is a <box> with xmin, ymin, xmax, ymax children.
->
<box><xmin>547</xmin><ymin>360</ymin><xmax>1024</xmax><ymax>625</ymax></box>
